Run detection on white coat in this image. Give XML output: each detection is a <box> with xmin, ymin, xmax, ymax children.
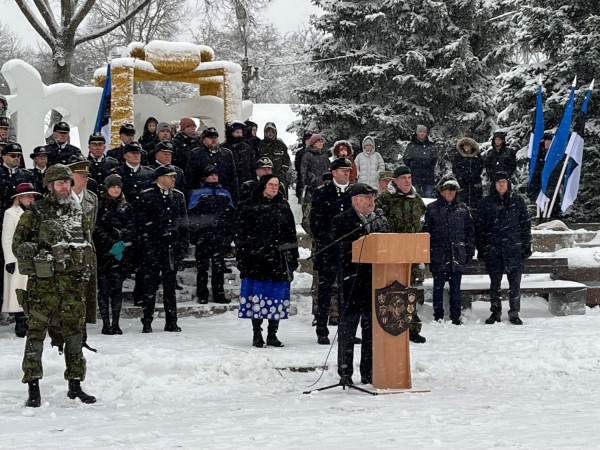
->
<box><xmin>2</xmin><ymin>205</ymin><xmax>27</xmax><ymax>313</ymax></box>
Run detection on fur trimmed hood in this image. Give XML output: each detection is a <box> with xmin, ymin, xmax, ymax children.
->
<box><xmin>332</xmin><ymin>140</ymin><xmax>353</xmax><ymax>158</ymax></box>
<box><xmin>456</xmin><ymin>137</ymin><xmax>480</xmax><ymax>158</ymax></box>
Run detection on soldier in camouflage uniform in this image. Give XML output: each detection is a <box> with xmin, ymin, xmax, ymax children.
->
<box><xmin>375</xmin><ymin>165</ymin><xmax>428</xmax><ymax>343</ymax></box>
<box><xmin>13</xmin><ymin>164</ymin><xmax>96</xmax><ymax>407</ymax></box>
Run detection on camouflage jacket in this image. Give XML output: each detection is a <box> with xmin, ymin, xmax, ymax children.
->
<box><xmin>375</xmin><ymin>181</ymin><xmax>426</xmax><ymax>233</ymax></box>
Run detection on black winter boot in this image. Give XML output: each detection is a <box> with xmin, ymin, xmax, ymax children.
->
<box><xmin>485</xmin><ymin>312</ymin><xmax>502</xmax><ymax>324</ymax></box>
<box><xmin>25</xmin><ymin>380</ymin><xmax>41</xmax><ymax>408</ymax></box>
<box><xmin>409</xmin><ymin>330</ymin><xmax>427</xmax><ymax>344</ymax></box>
<box><xmin>252</xmin><ymin>319</ymin><xmax>265</xmax><ymax>348</ymax></box>
<box><xmin>101</xmin><ymin>319</ymin><xmax>113</xmax><ymax>335</ymax></box>
<box><xmin>14</xmin><ymin>313</ymin><xmax>28</xmax><ymax>338</ymax></box>
<box><xmin>67</xmin><ymin>380</ymin><xmax>96</xmax><ymax>404</ymax></box>
<box><xmin>266</xmin><ymin>320</ymin><xmax>284</xmax><ymax>347</ymax></box>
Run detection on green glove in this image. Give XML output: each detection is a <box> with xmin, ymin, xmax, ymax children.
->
<box><xmin>109</xmin><ymin>241</ymin><xmax>125</xmax><ymax>261</ymax></box>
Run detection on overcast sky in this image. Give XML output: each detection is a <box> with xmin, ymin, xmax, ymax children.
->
<box><xmin>0</xmin><ymin>0</ymin><xmax>322</xmax><ymax>48</ymax></box>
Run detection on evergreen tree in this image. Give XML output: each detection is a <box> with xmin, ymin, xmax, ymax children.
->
<box><xmin>294</xmin><ymin>0</ymin><xmax>512</xmax><ymax>160</ymax></box>
<box><xmin>495</xmin><ymin>1</ymin><xmax>600</xmax><ymax>219</ymax></box>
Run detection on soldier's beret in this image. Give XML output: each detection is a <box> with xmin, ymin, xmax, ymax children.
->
<box><xmin>393</xmin><ymin>165</ymin><xmax>411</xmax><ymax>178</ymax></box>
<box><xmin>153</xmin><ymin>165</ymin><xmax>177</xmax><ymax>179</ymax></box>
<box><xmin>348</xmin><ymin>183</ymin><xmax>377</xmax><ymax>197</ymax></box>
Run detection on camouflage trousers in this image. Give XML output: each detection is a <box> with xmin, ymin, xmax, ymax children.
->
<box><xmin>22</xmin><ymin>276</ymin><xmax>86</xmax><ymax>383</ymax></box>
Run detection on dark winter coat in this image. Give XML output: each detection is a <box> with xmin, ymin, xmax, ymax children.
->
<box><xmin>235</xmin><ymin>176</ymin><xmax>299</xmax><ymax>282</ymax></box>
<box><xmin>138</xmin><ymin>117</ymin><xmax>159</xmax><ymax>153</ymax></box>
<box><xmin>484</xmin><ymin>137</ymin><xmax>517</xmax><ymax>180</ymax></box>
<box><xmin>294</xmin><ymin>144</ymin><xmax>308</xmax><ymax>196</ymax></box>
<box><xmin>422</xmin><ymin>196</ymin><xmax>475</xmax><ymax>274</ymax></box>
<box><xmin>171</xmin><ymin>131</ymin><xmax>199</xmax><ymax>172</ymax></box>
<box><xmin>110</xmin><ymin>164</ymin><xmax>154</xmax><ymax>204</ymax></box>
<box><xmin>134</xmin><ymin>185</ymin><xmax>189</xmax><ymax>268</ymax></box>
<box><xmin>185</xmin><ymin>144</ymin><xmax>239</xmax><ymax>203</ymax></box>
<box><xmin>450</xmin><ymin>137</ymin><xmax>485</xmax><ymax>208</ymax></box>
<box><xmin>107</xmin><ymin>144</ymin><xmax>149</xmax><ymax>166</ymax></box>
<box><xmin>474</xmin><ymin>187</ymin><xmax>532</xmax><ymax>274</ymax></box>
<box><xmin>46</xmin><ymin>142</ymin><xmax>83</xmax><ymax>167</ymax></box>
<box><xmin>332</xmin><ymin>207</ymin><xmax>390</xmax><ymax>315</ymax></box>
<box><xmin>225</xmin><ymin>134</ymin><xmax>259</xmax><ymax>189</ymax></box>
<box><xmin>309</xmin><ymin>181</ymin><xmax>352</xmax><ymax>272</ymax></box>
<box><xmin>244</xmin><ymin>120</ymin><xmax>261</xmax><ymax>153</ymax></box>
<box><xmin>87</xmin><ymin>154</ymin><xmax>119</xmax><ymax>190</ymax></box>
<box><xmin>93</xmin><ymin>195</ymin><xmax>135</xmax><ymax>273</ymax></box>
<box><xmin>240</xmin><ymin>177</ymin><xmax>286</xmax><ymax>204</ymax></box>
<box><xmin>188</xmin><ymin>182</ymin><xmax>234</xmax><ymax>246</ymax></box>
<box><xmin>301</xmin><ymin>146</ymin><xmax>331</xmax><ymax>192</ymax></box>
<box><xmin>258</xmin><ymin>122</ymin><xmax>291</xmax><ymax>185</ymax></box>
<box><xmin>31</xmin><ymin>167</ymin><xmax>47</xmax><ymax>195</ymax></box>
<box><xmin>403</xmin><ymin>134</ymin><xmax>438</xmax><ymax>186</ymax></box>
<box><xmin>0</xmin><ymin>166</ymin><xmax>35</xmax><ymax>217</ymax></box>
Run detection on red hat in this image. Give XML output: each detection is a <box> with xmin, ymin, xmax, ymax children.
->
<box><xmin>180</xmin><ymin>118</ymin><xmax>195</xmax><ymax>130</ymax></box>
<box><xmin>12</xmin><ymin>182</ymin><xmax>41</xmax><ymax>199</ymax></box>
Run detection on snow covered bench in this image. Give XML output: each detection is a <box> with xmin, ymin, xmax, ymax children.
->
<box><xmin>423</xmin><ymin>257</ymin><xmax>587</xmax><ymax>316</ymax></box>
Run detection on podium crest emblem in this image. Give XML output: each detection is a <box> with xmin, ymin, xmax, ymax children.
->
<box><xmin>374</xmin><ymin>281</ymin><xmax>419</xmax><ymax>336</ymax></box>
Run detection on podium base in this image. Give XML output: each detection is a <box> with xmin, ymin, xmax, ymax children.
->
<box><xmin>303</xmin><ymin>381</ymin><xmax>378</xmax><ymax>396</ymax></box>
<box><xmin>369</xmin><ymin>388</ymin><xmax>431</xmax><ymax>396</ymax></box>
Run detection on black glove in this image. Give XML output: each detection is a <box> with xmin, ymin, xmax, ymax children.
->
<box><xmin>476</xmin><ymin>251</ymin><xmax>485</xmax><ymax>261</ymax></box>
<box><xmin>5</xmin><ymin>262</ymin><xmax>15</xmax><ymax>274</ymax></box>
<box><xmin>522</xmin><ymin>247</ymin><xmax>533</xmax><ymax>259</ymax></box>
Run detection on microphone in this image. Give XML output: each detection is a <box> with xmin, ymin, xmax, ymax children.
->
<box><xmin>374</xmin><ymin>208</ymin><xmax>384</xmax><ymax>217</ymax></box>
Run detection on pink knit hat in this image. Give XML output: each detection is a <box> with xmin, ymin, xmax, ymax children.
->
<box><xmin>307</xmin><ymin>133</ymin><xmax>324</xmax><ymax>146</ymax></box>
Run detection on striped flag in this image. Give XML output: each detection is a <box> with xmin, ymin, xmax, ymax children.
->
<box><xmin>528</xmin><ymin>76</ymin><xmax>544</xmax><ymax>193</ymax></box>
<box><xmin>536</xmin><ymin>77</ymin><xmax>577</xmax><ymax>212</ymax></box>
<box><xmin>94</xmin><ymin>64</ymin><xmax>112</xmax><ymax>147</ymax></box>
<box><xmin>561</xmin><ymin>80</ymin><xmax>594</xmax><ymax>211</ymax></box>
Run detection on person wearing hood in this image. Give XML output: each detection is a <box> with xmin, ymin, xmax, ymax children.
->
<box><xmin>258</xmin><ymin>122</ymin><xmax>291</xmax><ymax>195</ymax></box>
<box><xmin>484</xmin><ymin>131</ymin><xmax>516</xmax><ymax>181</ymax></box>
<box><xmin>402</xmin><ymin>125</ymin><xmax>438</xmax><ymax>198</ymax></box>
<box><xmin>225</xmin><ymin>120</ymin><xmax>259</xmax><ymax>190</ymax></box>
<box><xmin>188</xmin><ymin>165</ymin><xmax>235</xmax><ymax>305</ymax></box>
<box><xmin>451</xmin><ymin>137</ymin><xmax>485</xmax><ymax>209</ymax></box>
<box><xmin>422</xmin><ymin>176</ymin><xmax>475</xmax><ymax>325</ymax></box>
<box><xmin>332</xmin><ymin>140</ymin><xmax>358</xmax><ymax>184</ymax></box>
<box><xmin>236</xmin><ymin>174</ymin><xmax>299</xmax><ymax>348</ymax></box>
<box><xmin>172</xmin><ymin>117</ymin><xmax>199</xmax><ymax>171</ymax></box>
<box><xmin>138</xmin><ymin>116</ymin><xmax>159</xmax><ymax>155</ymax></box>
<box><xmin>244</xmin><ymin>120</ymin><xmax>261</xmax><ymax>153</ymax></box>
<box><xmin>475</xmin><ymin>171</ymin><xmax>531</xmax><ymax>325</ymax></box>
<box><xmin>355</xmin><ymin>136</ymin><xmax>385</xmax><ymax>190</ymax></box>
<box><xmin>301</xmin><ymin>134</ymin><xmax>331</xmax><ymax>200</ymax></box>
<box><xmin>375</xmin><ymin>165</ymin><xmax>427</xmax><ymax>343</ymax></box>
<box><xmin>294</xmin><ymin>132</ymin><xmax>312</xmax><ymax>203</ymax></box>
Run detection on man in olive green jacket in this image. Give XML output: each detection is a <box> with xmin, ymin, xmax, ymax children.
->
<box><xmin>375</xmin><ymin>165</ymin><xmax>427</xmax><ymax>343</ymax></box>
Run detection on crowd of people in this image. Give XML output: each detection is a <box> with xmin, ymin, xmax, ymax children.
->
<box><xmin>0</xmin><ymin>105</ymin><xmax>534</xmax><ymax>402</ymax></box>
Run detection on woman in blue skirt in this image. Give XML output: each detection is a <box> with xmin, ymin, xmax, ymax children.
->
<box><xmin>236</xmin><ymin>174</ymin><xmax>299</xmax><ymax>347</ymax></box>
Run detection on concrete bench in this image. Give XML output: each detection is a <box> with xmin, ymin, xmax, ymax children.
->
<box><xmin>423</xmin><ymin>257</ymin><xmax>587</xmax><ymax>316</ymax></box>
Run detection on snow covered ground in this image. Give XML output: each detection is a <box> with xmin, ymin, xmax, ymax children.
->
<box><xmin>0</xmin><ymin>297</ymin><xmax>598</xmax><ymax>449</ymax></box>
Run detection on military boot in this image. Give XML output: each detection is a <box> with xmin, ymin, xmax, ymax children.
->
<box><xmin>25</xmin><ymin>380</ymin><xmax>41</xmax><ymax>408</ymax></box>
<box><xmin>111</xmin><ymin>319</ymin><xmax>123</xmax><ymax>335</ymax></box>
<box><xmin>252</xmin><ymin>319</ymin><xmax>265</xmax><ymax>348</ymax></box>
<box><xmin>266</xmin><ymin>320</ymin><xmax>284</xmax><ymax>347</ymax></box>
<box><xmin>485</xmin><ymin>312</ymin><xmax>502</xmax><ymax>324</ymax></box>
<box><xmin>101</xmin><ymin>318</ymin><xmax>113</xmax><ymax>335</ymax></box>
<box><xmin>67</xmin><ymin>380</ymin><xmax>96</xmax><ymax>404</ymax></box>
<box><xmin>14</xmin><ymin>312</ymin><xmax>28</xmax><ymax>338</ymax></box>
<box><xmin>409</xmin><ymin>330</ymin><xmax>427</xmax><ymax>344</ymax></box>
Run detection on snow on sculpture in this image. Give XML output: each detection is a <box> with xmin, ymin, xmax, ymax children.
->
<box><xmin>93</xmin><ymin>40</ymin><xmax>245</xmax><ymax>144</ymax></box>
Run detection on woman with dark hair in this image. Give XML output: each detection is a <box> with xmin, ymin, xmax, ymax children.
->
<box><xmin>236</xmin><ymin>174</ymin><xmax>299</xmax><ymax>348</ymax></box>
<box><xmin>93</xmin><ymin>174</ymin><xmax>135</xmax><ymax>335</ymax></box>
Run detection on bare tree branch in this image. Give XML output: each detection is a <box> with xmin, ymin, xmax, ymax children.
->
<box><xmin>13</xmin><ymin>1</ymin><xmax>55</xmax><ymax>47</ymax></box>
<box><xmin>61</xmin><ymin>0</ymin><xmax>74</xmax><ymax>27</ymax></box>
<box><xmin>32</xmin><ymin>0</ymin><xmax>59</xmax><ymax>35</ymax></box>
<box><xmin>70</xmin><ymin>0</ymin><xmax>100</xmax><ymax>33</ymax></box>
<box><xmin>75</xmin><ymin>0</ymin><xmax>153</xmax><ymax>45</ymax></box>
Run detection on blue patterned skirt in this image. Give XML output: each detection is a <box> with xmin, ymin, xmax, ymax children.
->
<box><xmin>238</xmin><ymin>278</ymin><xmax>291</xmax><ymax>320</ymax></box>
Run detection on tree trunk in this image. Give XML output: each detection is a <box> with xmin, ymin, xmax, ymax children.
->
<box><xmin>51</xmin><ymin>39</ymin><xmax>75</xmax><ymax>84</ymax></box>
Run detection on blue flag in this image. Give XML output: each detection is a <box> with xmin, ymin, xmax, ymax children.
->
<box><xmin>536</xmin><ymin>78</ymin><xmax>576</xmax><ymax>212</ymax></box>
<box><xmin>94</xmin><ymin>64</ymin><xmax>111</xmax><ymax>146</ymax></box>
<box><xmin>528</xmin><ymin>77</ymin><xmax>544</xmax><ymax>189</ymax></box>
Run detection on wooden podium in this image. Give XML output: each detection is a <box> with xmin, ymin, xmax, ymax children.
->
<box><xmin>352</xmin><ymin>233</ymin><xmax>430</xmax><ymax>390</ymax></box>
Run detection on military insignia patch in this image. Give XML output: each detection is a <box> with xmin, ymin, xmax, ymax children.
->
<box><xmin>375</xmin><ymin>281</ymin><xmax>419</xmax><ymax>336</ymax></box>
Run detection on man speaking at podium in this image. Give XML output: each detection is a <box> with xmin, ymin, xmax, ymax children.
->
<box><xmin>331</xmin><ymin>183</ymin><xmax>389</xmax><ymax>386</ymax></box>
